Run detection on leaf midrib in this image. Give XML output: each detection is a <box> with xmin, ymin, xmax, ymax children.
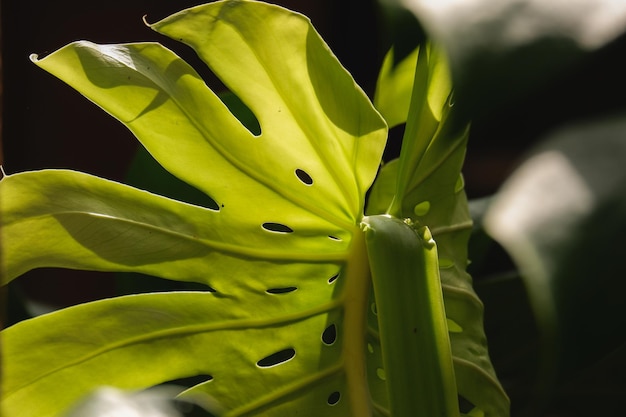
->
<box><xmin>7</xmin><ymin>211</ymin><xmax>348</xmax><ymax>262</ymax></box>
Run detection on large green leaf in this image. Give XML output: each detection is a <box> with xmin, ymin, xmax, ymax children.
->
<box><xmin>1</xmin><ymin>2</ymin><xmax>508</xmax><ymax>417</ymax></box>
<box><xmin>484</xmin><ymin>113</ymin><xmax>626</xmax><ymax>412</ymax></box>
<box><xmin>1</xmin><ymin>2</ymin><xmax>388</xmax><ymax>416</ymax></box>
<box><xmin>369</xmin><ymin>43</ymin><xmax>510</xmax><ymax>416</ymax></box>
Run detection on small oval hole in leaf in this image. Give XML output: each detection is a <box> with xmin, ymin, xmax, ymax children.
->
<box><xmin>262</xmin><ymin>222</ymin><xmax>293</xmax><ymax>233</ymax></box>
<box><xmin>328</xmin><ymin>235</ymin><xmax>342</xmax><ymax>241</ymax></box>
<box><xmin>266</xmin><ymin>287</ymin><xmax>297</xmax><ymax>294</ymax></box>
<box><xmin>413</xmin><ymin>201</ymin><xmax>431</xmax><ymax>216</ymax></box>
<box><xmin>328</xmin><ymin>273</ymin><xmax>339</xmax><ymax>284</ymax></box>
<box><xmin>295</xmin><ymin>169</ymin><xmax>313</xmax><ymax>185</ymax></box>
<box><xmin>327</xmin><ymin>391</ymin><xmax>341</xmax><ymax>405</ymax></box>
<box><xmin>322</xmin><ymin>324</ymin><xmax>337</xmax><ymax>345</ymax></box>
<box><xmin>257</xmin><ymin>348</ymin><xmax>296</xmax><ymax>368</ymax></box>
<box><xmin>446</xmin><ymin>317</ymin><xmax>463</xmax><ymax>333</ymax></box>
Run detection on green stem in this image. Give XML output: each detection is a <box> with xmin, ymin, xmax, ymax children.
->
<box><xmin>363</xmin><ymin>215</ymin><xmax>459</xmax><ymax>417</ymax></box>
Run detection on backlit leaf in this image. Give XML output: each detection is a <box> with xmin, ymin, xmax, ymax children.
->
<box><xmin>1</xmin><ymin>2</ymin><xmax>387</xmax><ymax>416</ymax></box>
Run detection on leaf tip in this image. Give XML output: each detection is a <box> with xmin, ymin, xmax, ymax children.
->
<box><xmin>142</xmin><ymin>14</ymin><xmax>153</xmax><ymax>28</ymax></box>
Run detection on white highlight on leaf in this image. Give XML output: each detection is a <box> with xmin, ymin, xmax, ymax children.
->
<box><xmin>485</xmin><ymin>150</ymin><xmax>593</xmax><ymax>277</ymax></box>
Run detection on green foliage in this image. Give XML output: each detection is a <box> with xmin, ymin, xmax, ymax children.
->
<box><xmin>386</xmin><ymin>1</ymin><xmax>626</xmax><ymax>414</ymax></box>
<box><xmin>0</xmin><ymin>1</ymin><xmax>513</xmax><ymax>417</ymax></box>
<box><xmin>370</xmin><ymin>44</ymin><xmax>508</xmax><ymax>417</ymax></box>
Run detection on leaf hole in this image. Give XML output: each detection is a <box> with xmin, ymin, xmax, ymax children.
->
<box><xmin>266</xmin><ymin>287</ymin><xmax>298</xmax><ymax>294</ymax></box>
<box><xmin>328</xmin><ymin>235</ymin><xmax>342</xmax><ymax>241</ymax></box>
<box><xmin>327</xmin><ymin>391</ymin><xmax>341</xmax><ymax>406</ymax></box>
<box><xmin>262</xmin><ymin>222</ymin><xmax>293</xmax><ymax>233</ymax></box>
<box><xmin>447</xmin><ymin>317</ymin><xmax>463</xmax><ymax>333</ymax></box>
<box><xmin>413</xmin><ymin>201</ymin><xmax>431</xmax><ymax>216</ymax></box>
<box><xmin>328</xmin><ymin>273</ymin><xmax>339</xmax><ymax>284</ymax></box>
<box><xmin>376</xmin><ymin>368</ymin><xmax>386</xmax><ymax>381</ymax></box>
<box><xmin>295</xmin><ymin>169</ymin><xmax>313</xmax><ymax>185</ymax></box>
<box><xmin>439</xmin><ymin>258</ymin><xmax>455</xmax><ymax>269</ymax></box>
<box><xmin>257</xmin><ymin>348</ymin><xmax>296</xmax><ymax>368</ymax></box>
<box><xmin>458</xmin><ymin>395</ymin><xmax>477</xmax><ymax>414</ymax></box>
<box><xmin>322</xmin><ymin>324</ymin><xmax>337</xmax><ymax>345</ymax></box>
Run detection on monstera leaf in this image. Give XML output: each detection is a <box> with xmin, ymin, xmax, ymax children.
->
<box><xmin>369</xmin><ymin>43</ymin><xmax>509</xmax><ymax>416</ymax></box>
<box><xmin>1</xmin><ymin>1</ymin><xmax>506</xmax><ymax>416</ymax></box>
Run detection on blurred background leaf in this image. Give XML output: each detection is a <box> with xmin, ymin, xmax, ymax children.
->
<box><xmin>484</xmin><ymin>113</ymin><xmax>626</xmax><ymax>415</ymax></box>
<box><xmin>383</xmin><ymin>0</ymin><xmax>626</xmax><ymax>124</ymax></box>
<box><xmin>377</xmin><ymin>2</ymin><xmax>626</xmax><ymax>414</ymax></box>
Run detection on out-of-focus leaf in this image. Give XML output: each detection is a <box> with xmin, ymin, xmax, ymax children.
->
<box><xmin>484</xmin><ymin>113</ymin><xmax>626</xmax><ymax>408</ymax></box>
<box><xmin>389</xmin><ymin>0</ymin><xmax>626</xmax><ymax>120</ymax></box>
<box><xmin>373</xmin><ymin>48</ymin><xmax>419</xmax><ymax>129</ymax></box>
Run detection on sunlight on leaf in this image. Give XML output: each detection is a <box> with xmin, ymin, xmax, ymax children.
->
<box><xmin>1</xmin><ymin>1</ymin><xmax>507</xmax><ymax>417</ymax></box>
<box><xmin>1</xmin><ymin>2</ymin><xmax>387</xmax><ymax>416</ymax></box>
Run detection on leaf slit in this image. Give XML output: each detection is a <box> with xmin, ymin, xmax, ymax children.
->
<box><xmin>261</xmin><ymin>222</ymin><xmax>293</xmax><ymax>233</ymax></box>
<box><xmin>266</xmin><ymin>287</ymin><xmax>297</xmax><ymax>294</ymax></box>
<box><xmin>295</xmin><ymin>168</ymin><xmax>313</xmax><ymax>185</ymax></box>
<box><xmin>256</xmin><ymin>348</ymin><xmax>296</xmax><ymax>368</ymax></box>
